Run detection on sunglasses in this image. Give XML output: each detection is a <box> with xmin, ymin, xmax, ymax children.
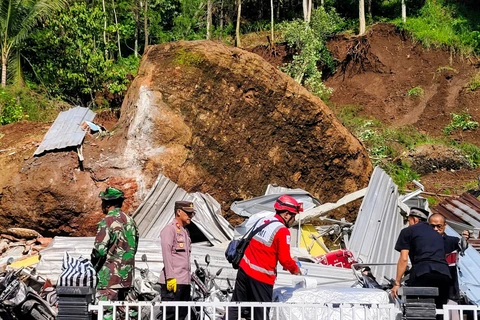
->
<box><xmin>430</xmin><ymin>224</ymin><xmax>444</xmax><ymax>229</ymax></box>
<box><xmin>183</xmin><ymin>210</ymin><xmax>195</xmax><ymax>217</ymax></box>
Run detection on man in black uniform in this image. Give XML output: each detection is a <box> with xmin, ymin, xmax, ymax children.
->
<box><xmin>429</xmin><ymin>213</ymin><xmax>469</xmax><ymax>302</ymax></box>
<box><xmin>392</xmin><ymin>207</ymin><xmax>452</xmax><ymax>312</ymax></box>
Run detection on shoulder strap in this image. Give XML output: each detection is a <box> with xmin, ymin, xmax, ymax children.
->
<box><xmin>246</xmin><ymin>220</ymin><xmax>279</xmax><ymax>241</ymax></box>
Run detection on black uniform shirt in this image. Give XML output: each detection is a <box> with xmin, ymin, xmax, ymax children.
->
<box><xmin>395</xmin><ymin>221</ymin><xmax>451</xmax><ymax>281</ymax></box>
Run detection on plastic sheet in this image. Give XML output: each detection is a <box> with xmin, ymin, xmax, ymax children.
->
<box><xmin>272</xmin><ymin>286</ymin><xmax>400</xmax><ymax>320</ymax></box>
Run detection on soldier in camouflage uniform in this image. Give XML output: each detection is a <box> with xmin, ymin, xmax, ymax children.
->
<box><xmin>91</xmin><ymin>186</ymin><xmax>139</xmax><ymax>319</ymax></box>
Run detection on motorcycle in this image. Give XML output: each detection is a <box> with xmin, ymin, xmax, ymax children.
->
<box><xmin>191</xmin><ymin>254</ymin><xmax>233</xmax><ymax>320</ymax></box>
<box><xmin>0</xmin><ymin>267</ymin><xmax>57</xmax><ymax>320</ymax></box>
<box><xmin>126</xmin><ymin>254</ymin><xmax>162</xmax><ymax>320</ymax></box>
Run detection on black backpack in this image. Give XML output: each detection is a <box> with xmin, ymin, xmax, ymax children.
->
<box><xmin>225</xmin><ymin>220</ymin><xmax>277</xmax><ymax>269</ymax></box>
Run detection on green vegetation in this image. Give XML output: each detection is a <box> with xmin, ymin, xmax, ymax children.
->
<box><xmin>279</xmin><ymin>7</ymin><xmax>344</xmax><ymax>101</ymax></box>
<box><xmin>332</xmin><ymin>104</ymin><xmax>480</xmax><ymax>189</ymax></box>
<box><xmin>468</xmin><ymin>74</ymin><xmax>480</xmax><ymax>91</ymax></box>
<box><xmin>443</xmin><ymin>112</ymin><xmax>479</xmax><ymax>135</ymax></box>
<box><xmin>396</xmin><ymin>0</ymin><xmax>480</xmax><ymax>54</ymax></box>
<box><xmin>0</xmin><ymin>87</ymin><xmax>60</xmax><ymax>125</ymax></box>
<box><xmin>175</xmin><ymin>49</ymin><xmax>203</xmax><ymax>66</ymax></box>
<box><xmin>436</xmin><ymin>66</ymin><xmax>457</xmax><ymax>73</ymax></box>
<box><xmin>407</xmin><ymin>87</ymin><xmax>424</xmax><ymax>97</ymax></box>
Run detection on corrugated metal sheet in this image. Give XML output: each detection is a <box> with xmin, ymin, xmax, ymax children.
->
<box><xmin>132</xmin><ymin>174</ymin><xmax>234</xmax><ymax>245</ymax></box>
<box><xmin>34</xmin><ymin>106</ymin><xmax>95</xmax><ymax>156</ymax></box>
<box><xmin>445</xmin><ymin>226</ymin><xmax>480</xmax><ymax>305</ymax></box>
<box><xmin>36</xmin><ymin>237</ymin><xmax>358</xmax><ymax>288</ymax></box>
<box><xmin>432</xmin><ymin>193</ymin><xmax>480</xmax><ymax>227</ymax></box>
<box><xmin>230</xmin><ymin>190</ymin><xmax>322</xmax><ymax>218</ymax></box>
<box><xmin>348</xmin><ymin>166</ymin><xmax>403</xmax><ymax>283</ymax></box>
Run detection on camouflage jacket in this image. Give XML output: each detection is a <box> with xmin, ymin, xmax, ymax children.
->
<box><xmin>91</xmin><ymin>207</ymin><xmax>139</xmax><ymax>289</ymax></box>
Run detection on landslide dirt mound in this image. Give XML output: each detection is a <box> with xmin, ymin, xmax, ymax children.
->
<box><xmin>325</xmin><ymin>23</ymin><xmax>480</xmax><ymax>145</ymax></box>
<box><xmin>250</xmin><ymin>22</ymin><xmax>480</xmax><ymax>199</ymax></box>
<box><xmin>0</xmin><ymin>40</ymin><xmax>373</xmax><ymax>235</ymax></box>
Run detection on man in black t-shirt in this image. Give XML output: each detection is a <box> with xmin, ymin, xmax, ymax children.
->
<box><xmin>392</xmin><ymin>207</ymin><xmax>452</xmax><ymax>311</ymax></box>
<box><xmin>429</xmin><ymin>213</ymin><xmax>469</xmax><ymax>302</ymax></box>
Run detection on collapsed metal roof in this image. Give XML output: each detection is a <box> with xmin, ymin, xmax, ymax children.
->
<box><xmin>348</xmin><ymin>166</ymin><xmax>402</xmax><ymax>283</ymax></box>
<box><xmin>34</xmin><ymin>106</ymin><xmax>95</xmax><ymax>156</ymax></box>
<box><xmin>432</xmin><ymin>192</ymin><xmax>480</xmax><ymax>227</ymax></box>
<box><xmin>36</xmin><ymin>237</ymin><xmax>358</xmax><ymax>288</ymax></box>
<box><xmin>132</xmin><ymin>174</ymin><xmax>234</xmax><ymax>245</ymax></box>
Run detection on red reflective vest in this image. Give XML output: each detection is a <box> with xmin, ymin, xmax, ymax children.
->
<box><xmin>239</xmin><ymin>214</ymin><xmax>299</xmax><ymax>285</ymax></box>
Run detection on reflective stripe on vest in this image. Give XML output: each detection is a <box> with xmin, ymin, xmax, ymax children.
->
<box><xmin>243</xmin><ymin>255</ymin><xmax>276</xmax><ymax>276</ymax></box>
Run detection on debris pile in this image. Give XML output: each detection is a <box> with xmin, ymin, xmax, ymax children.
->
<box><xmin>0</xmin><ymin>228</ymin><xmax>52</xmax><ymax>271</ymax></box>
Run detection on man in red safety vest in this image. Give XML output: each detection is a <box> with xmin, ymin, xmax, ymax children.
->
<box><xmin>228</xmin><ymin>195</ymin><xmax>303</xmax><ymax>320</ymax></box>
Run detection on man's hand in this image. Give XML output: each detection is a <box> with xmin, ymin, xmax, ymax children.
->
<box><xmin>391</xmin><ymin>283</ymin><xmax>400</xmax><ymax>298</ymax></box>
<box><xmin>167</xmin><ymin>278</ymin><xmax>177</xmax><ymax>293</ymax></box>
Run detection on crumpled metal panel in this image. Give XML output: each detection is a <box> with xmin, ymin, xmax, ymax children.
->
<box><xmin>433</xmin><ymin>193</ymin><xmax>480</xmax><ymax>227</ymax></box>
<box><xmin>348</xmin><ymin>167</ymin><xmax>403</xmax><ymax>283</ymax></box>
<box><xmin>34</xmin><ymin>106</ymin><xmax>95</xmax><ymax>156</ymax></box>
<box><xmin>445</xmin><ymin>226</ymin><xmax>480</xmax><ymax>305</ymax></box>
<box><xmin>132</xmin><ymin>174</ymin><xmax>234</xmax><ymax>245</ymax></box>
<box><xmin>230</xmin><ymin>190</ymin><xmax>322</xmax><ymax>218</ymax></box>
<box><xmin>36</xmin><ymin>236</ymin><xmax>358</xmax><ymax>288</ymax></box>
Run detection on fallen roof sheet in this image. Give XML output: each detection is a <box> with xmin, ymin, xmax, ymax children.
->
<box><xmin>432</xmin><ymin>193</ymin><xmax>480</xmax><ymax>227</ymax></box>
<box><xmin>445</xmin><ymin>226</ymin><xmax>480</xmax><ymax>305</ymax></box>
<box><xmin>36</xmin><ymin>236</ymin><xmax>358</xmax><ymax>288</ymax></box>
<box><xmin>230</xmin><ymin>189</ymin><xmax>322</xmax><ymax>218</ymax></box>
<box><xmin>132</xmin><ymin>174</ymin><xmax>234</xmax><ymax>245</ymax></box>
<box><xmin>34</xmin><ymin>106</ymin><xmax>95</xmax><ymax>156</ymax></box>
<box><xmin>348</xmin><ymin>166</ymin><xmax>403</xmax><ymax>283</ymax></box>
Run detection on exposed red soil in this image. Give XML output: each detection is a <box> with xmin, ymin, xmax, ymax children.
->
<box><xmin>250</xmin><ymin>23</ymin><xmax>480</xmax><ymax>199</ymax></box>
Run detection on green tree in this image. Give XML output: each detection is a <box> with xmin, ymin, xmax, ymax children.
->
<box><xmin>0</xmin><ymin>0</ymin><xmax>67</xmax><ymax>88</ymax></box>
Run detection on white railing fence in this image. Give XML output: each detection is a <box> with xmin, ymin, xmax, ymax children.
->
<box><xmin>443</xmin><ymin>304</ymin><xmax>480</xmax><ymax>320</ymax></box>
<box><xmin>89</xmin><ymin>301</ymin><xmax>399</xmax><ymax>320</ymax></box>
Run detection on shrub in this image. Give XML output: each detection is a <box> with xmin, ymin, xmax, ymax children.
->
<box><xmin>443</xmin><ymin>112</ymin><xmax>479</xmax><ymax>135</ymax></box>
<box><xmin>468</xmin><ymin>74</ymin><xmax>480</xmax><ymax>91</ymax></box>
<box><xmin>0</xmin><ymin>90</ymin><xmax>23</xmax><ymax>125</ymax></box>
<box><xmin>407</xmin><ymin>87</ymin><xmax>424</xmax><ymax>97</ymax></box>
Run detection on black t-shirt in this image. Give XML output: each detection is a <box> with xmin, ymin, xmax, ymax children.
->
<box><xmin>394</xmin><ymin>221</ymin><xmax>451</xmax><ymax>280</ymax></box>
<box><xmin>444</xmin><ymin>234</ymin><xmax>460</xmax><ymax>254</ymax></box>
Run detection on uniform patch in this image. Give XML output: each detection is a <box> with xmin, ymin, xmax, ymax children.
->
<box><xmin>286</xmin><ymin>235</ymin><xmax>291</xmax><ymax>245</ymax></box>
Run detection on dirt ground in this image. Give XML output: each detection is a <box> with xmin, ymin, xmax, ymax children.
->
<box><xmin>250</xmin><ymin>23</ymin><xmax>480</xmax><ymax>201</ymax></box>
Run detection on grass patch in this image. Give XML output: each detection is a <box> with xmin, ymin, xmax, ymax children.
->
<box><xmin>468</xmin><ymin>74</ymin><xmax>480</xmax><ymax>91</ymax></box>
<box><xmin>443</xmin><ymin>112</ymin><xmax>479</xmax><ymax>135</ymax></box>
<box><xmin>436</xmin><ymin>66</ymin><xmax>457</xmax><ymax>73</ymax></box>
<box><xmin>332</xmin><ymin>103</ymin><xmax>480</xmax><ymax>190</ymax></box>
<box><xmin>174</xmin><ymin>48</ymin><xmax>203</xmax><ymax>66</ymax></box>
<box><xmin>407</xmin><ymin>87</ymin><xmax>424</xmax><ymax>97</ymax></box>
<box><xmin>0</xmin><ymin>86</ymin><xmax>61</xmax><ymax>124</ymax></box>
<box><xmin>394</xmin><ymin>0</ymin><xmax>480</xmax><ymax>55</ymax></box>
<box><xmin>427</xmin><ymin>197</ymin><xmax>439</xmax><ymax>206</ymax></box>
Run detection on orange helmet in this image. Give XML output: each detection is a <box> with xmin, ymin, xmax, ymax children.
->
<box><xmin>274</xmin><ymin>195</ymin><xmax>303</xmax><ymax>215</ymax></box>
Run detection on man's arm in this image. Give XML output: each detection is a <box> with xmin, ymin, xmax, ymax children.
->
<box><xmin>391</xmin><ymin>249</ymin><xmax>409</xmax><ymax>298</ymax></box>
<box><xmin>276</xmin><ymin>228</ymin><xmax>300</xmax><ymax>275</ymax></box>
<box><xmin>91</xmin><ymin>219</ymin><xmax>111</xmax><ymax>272</ymax></box>
<box><xmin>160</xmin><ymin>225</ymin><xmax>175</xmax><ymax>280</ymax></box>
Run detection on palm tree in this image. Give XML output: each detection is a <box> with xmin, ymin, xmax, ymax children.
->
<box><xmin>0</xmin><ymin>0</ymin><xmax>68</xmax><ymax>87</ymax></box>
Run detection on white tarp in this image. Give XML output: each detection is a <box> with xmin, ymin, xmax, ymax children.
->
<box><xmin>273</xmin><ymin>286</ymin><xmax>399</xmax><ymax>320</ymax></box>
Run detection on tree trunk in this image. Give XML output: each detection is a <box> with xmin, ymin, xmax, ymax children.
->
<box><xmin>367</xmin><ymin>0</ymin><xmax>372</xmax><ymax>17</ymax></box>
<box><xmin>402</xmin><ymin>0</ymin><xmax>406</xmax><ymax>23</ymax></box>
<box><xmin>235</xmin><ymin>0</ymin><xmax>241</xmax><ymax>47</ymax></box>
<box><xmin>321</xmin><ymin>0</ymin><xmax>324</xmax><ymax>7</ymax></box>
<box><xmin>219</xmin><ymin>0</ymin><xmax>224</xmax><ymax>39</ymax></box>
<box><xmin>112</xmin><ymin>0</ymin><xmax>121</xmax><ymax>58</ymax></box>
<box><xmin>359</xmin><ymin>0</ymin><xmax>366</xmax><ymax>35</ymax></box>
<box><xmin>270</xmin><ymin>0</ymin><xmax>274</xmax><ymax>45</ymax></box>
<box><xmin>144</xmin><ymin>0</ymin><xmax>148</xmax><ymax>51</ymax></box>
<box><xmin>303</xmin><ymin>0</ymin><xmax>312</xmax><ymax>22</ymax></box>
<box><xmin>102</xmin><ymin>0</ymin><xmax>108</xmax><ymax>59</ymax></box>
<box><xmin>207</xmin><ymin>0</ymin><xmax>212</xmax><ymax>40</ymax></box>
<box><xmin>134</xmin><ymin>1</ymin><xmax>139</xmax><ymax>57</ymax></box>
<box><xmin>1</xmin><ymin>53</ymin><xmax>6</xmax><ymax>88</ymax></box>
